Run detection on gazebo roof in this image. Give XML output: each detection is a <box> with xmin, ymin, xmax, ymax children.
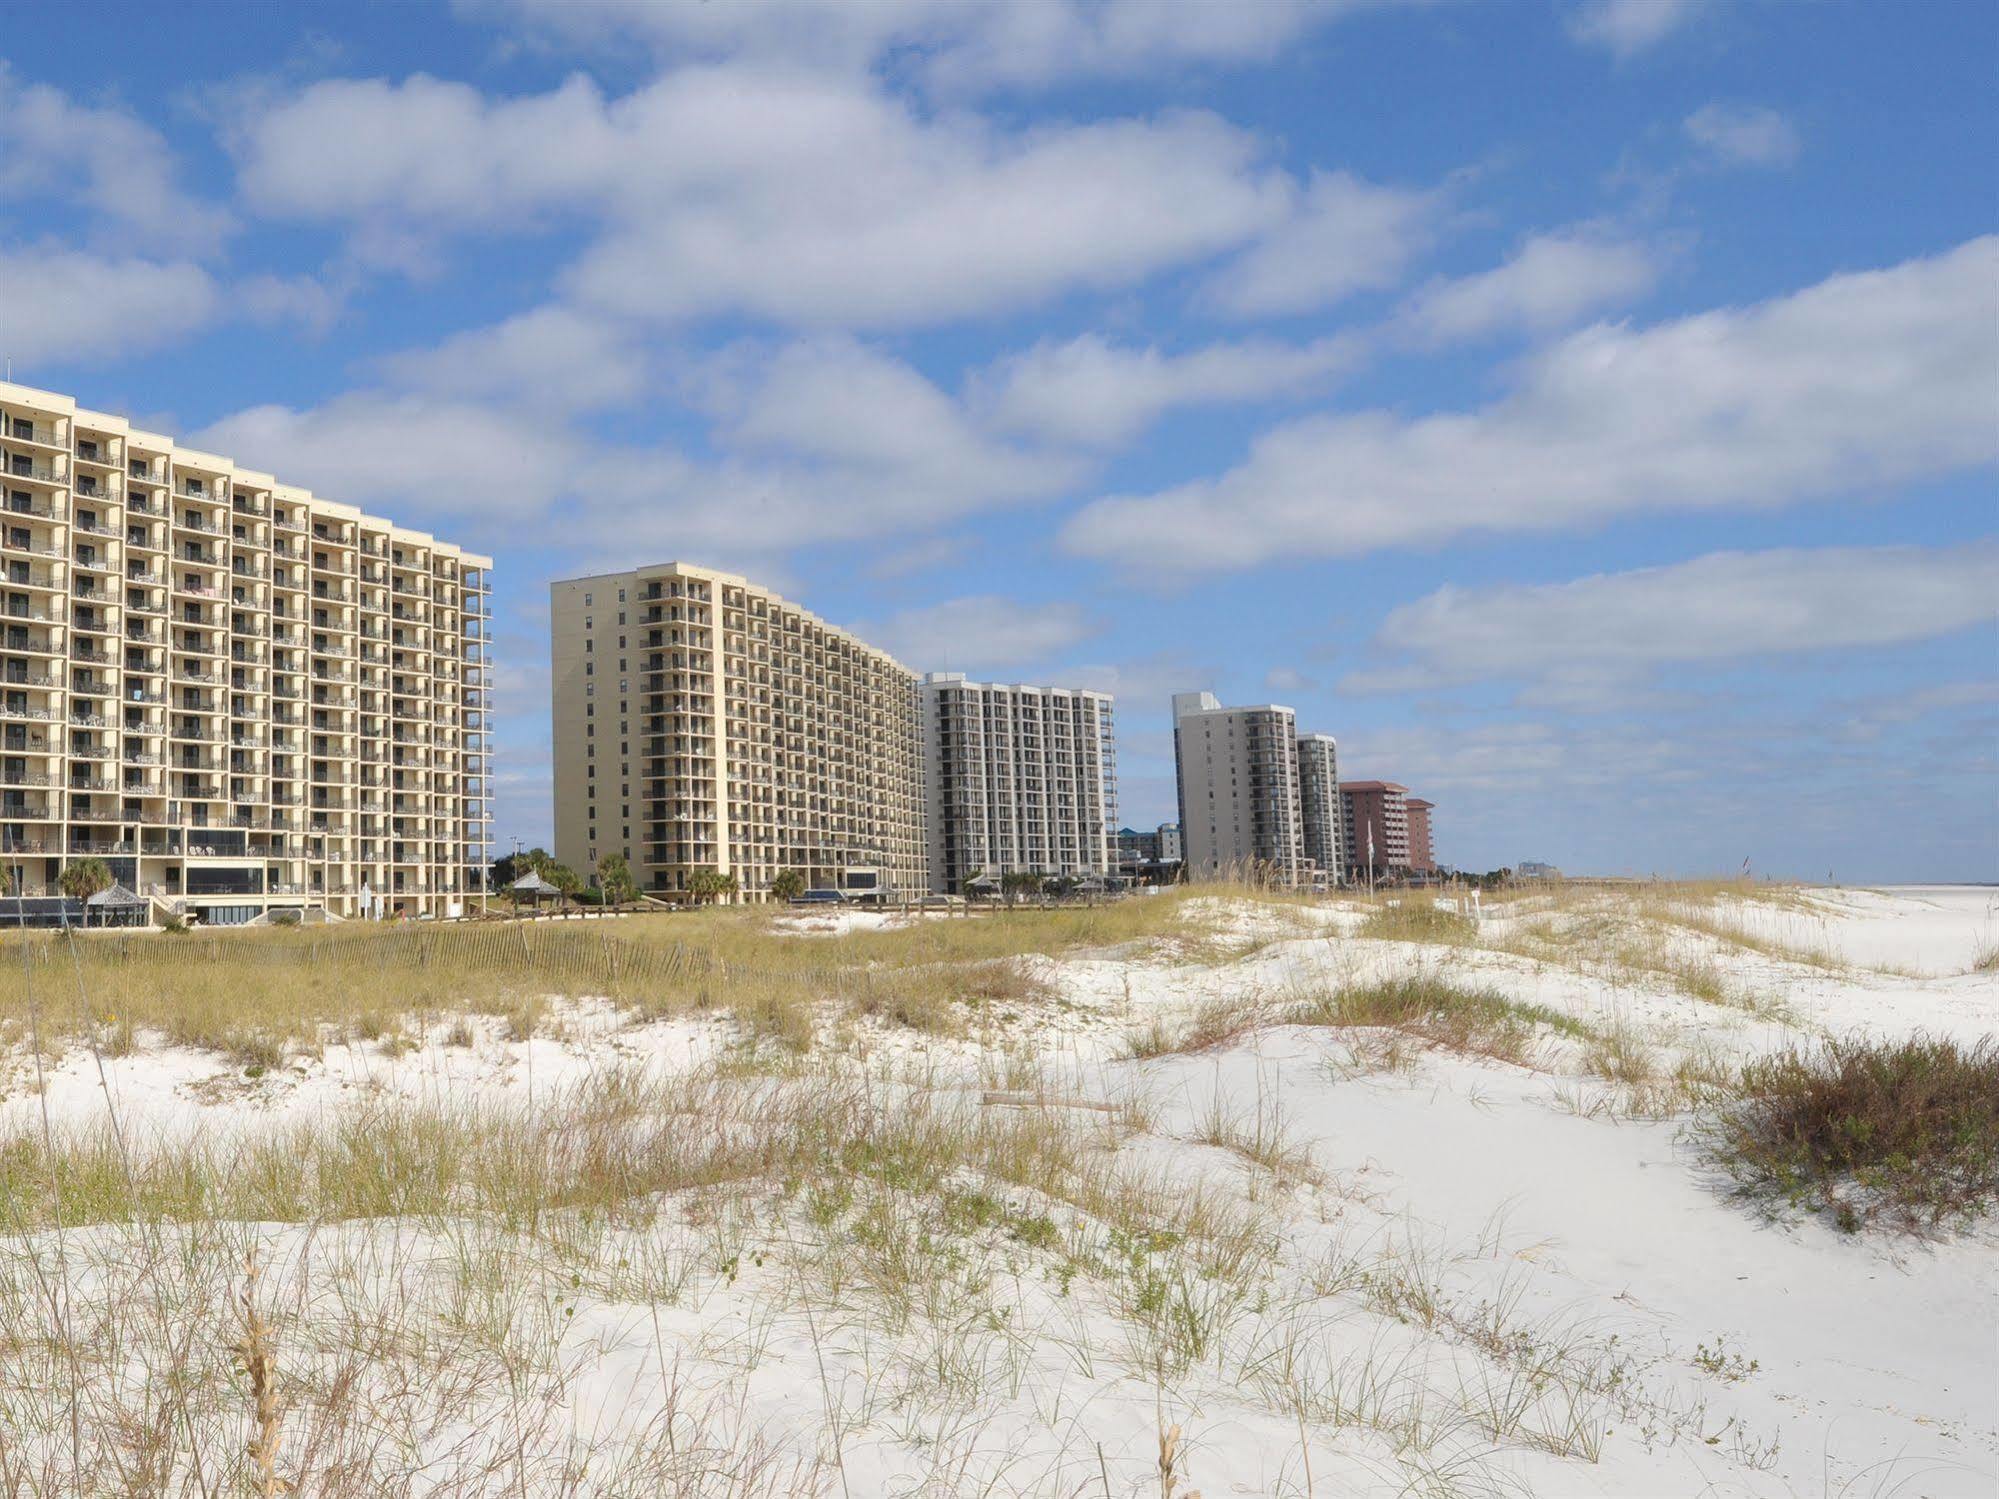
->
<box><xmin>86</xmin><ymin>883</ymin><xmax>148</xmax><ymax>907</ymax></box>
<box><xmin>510</xmin><ymin>870</ymin><xmax>560</xmax><ymax>894</ymax></box>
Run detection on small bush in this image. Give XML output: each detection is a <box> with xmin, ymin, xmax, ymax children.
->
<box><xmin>1703</xmin><ymin>1034</ymin><xmax>1999</xmax><ymax>1232</ymax></box>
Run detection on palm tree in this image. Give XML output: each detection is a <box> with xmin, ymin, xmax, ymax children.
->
<box><xmin>59</xmin><ymin>856</ymin><xmax>113</xmax><ymax>924</ymax></box>
<box><xmin>596</xmin><ymin>852</ymin><xmax>637</xmax><ymax>907</ymax></box>
<box><xmin>769</xmin><ymin>869</ymin><xmax>806</xmax><ymax>902</ymax></box>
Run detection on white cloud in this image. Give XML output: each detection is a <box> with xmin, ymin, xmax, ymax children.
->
<box><xmin>1397</xmin><ymin>231</ymin><xmax>1659</xmax><ymax>344</ymax></box>
<box><xmin>233</xmin><ymin>65</ymin><xmax>1295</xmax><ymax>328</ymax></box>
<box><xmin>1203</xmin><ymin>169</ymin><xmax>1442</xmax><ymax>318</ymax></box>
<box><xmin>1568</xmin><ymin>0</ymin><xmax>1709</xmax><ymax>57</ymax></box>
<box><xmin>0</xmin><ymin>248</ymin><xmax>219</xmax><ymax>366</ymax></box>
<box><xmin>0</xmin><ymin>66</ymin><xmax>230</xmax><ymax>254</ymax></box>
<box><xmin>378</xmin><ymin>305</ymin><xmax>649</xmax><ymax>411</ymax></box>
<box><xmin>192</xmin><ymin>392</ymin><xmax>580</xmax><ymax>528</ymax></box>
<box><xmin>1684</xmin><ymin>102</ymin><xmax>1801</xmax><ymax>168</ymax></box>
<box><xmin>456</xmin><ymin>0</ymin><xmax>1397</xmax><ymax>91</ymax></box>
<box><xmin>850</xmin><ymin>595</ymin><xmax>1100</xmax><ymax>673</ymax></box>
<box><xmin>191</xmin><ymin>333</ymin><xmax>1078</xmax><ymax>560</ymax></box>
<box><xmin>237</xmin><ymin>272</ymin><xmax>347</xmax><ymax>337</ymax></box>
<box><xmin>1264</xmin><ymin>666</ymin><xmax>1319</xmax><ymax>692</ymax></box>
<box><xmin>1064</xmin><ymin>237</ymin><xmax>1999</xmax><ymax>570</ymax></box>
<box><xmin>972</xmin><ymin>332</ymin><xmax>1358</xmax><ymax>447</ymax></box>
<box><xmin>1344</xmin><ymin>542</ymin><xmax>1999</xmax><ymax>697</ymax></box>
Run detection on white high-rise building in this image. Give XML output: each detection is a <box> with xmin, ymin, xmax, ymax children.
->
<box><xmin>921</xmin><ymin>672</ymin><xmax>1116</xmax><ymax>894</ymax></box>
<box><xmin>1171</xmin><ymin>691</ymin><xmax>1302</xmax><ymax>885</ymax></box>
<box><xmin>1295</xmin><ymin>732</ymin><xmax>1343</xmax><ymax>887</ymax></box>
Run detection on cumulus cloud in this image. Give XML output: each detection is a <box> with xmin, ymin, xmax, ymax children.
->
<box><xmin>0</xmin><ymin>248</ymin><xmax>219</xmax><ymax>366</ymax></box>
<box><xmin>455</xmin><ymin>0</ymin><xmax>1397</xmax><ymax>92</ymax></box>
<box><xmin>1568</xmin><ymin>0</ymin><xmax>1710</xmax><ymax>57</ymax></box>
<box><xmin>1397</xmin><ymin>231</ymin><xmax>1659</xmax><ymax>344</ymax></box>
<box><xmin>377</xmin><ymin>304</ymin><xmax>650</xmax><ymax>411</ymax></box>
<box><xmin>1343</xmin><ymin>542</ymin><xmax>1999</xmax><ymax>698</ymax></box>
<box><xmin>1684</xmin><ymin>102</ymin><xmax>1801</xmax><ymax>168</ymax></box>
<box><xmin>193</xmin><ymin>392</ymin><xmax>582</xmax><ymax>525</ymax></box>
<box><xmin>972</xmin><ymin>332</ymin><xmax>1359</xmax><ymax>448</ymax></box>
<box><xmin>850</xmin><ymin>595</ymin><xmax>1100</xmax><ymax>673</ymax></box>
<box><xmin>231</xmin><ymin>65</ymin><xmax>1295</xmax><ymax>328</ymax></box>
<box><xmin>1203</xmin><ymin>169</ymin><xmax>1443</xmax><ymax>318</ymax></box>
<box><xmin>1064</xmin><ymin>237</ymin><xmax>1999</xmax><ymax>571</ymax></box>
<box><xmin>192</xmin><ymin>333</ymin><xmax>1080</xmax><ymax>559</ymax></box>
<box><xmin>0</xmin><ymin>66</ymin><xmax>230</xmax><ymax>254</ymax></box>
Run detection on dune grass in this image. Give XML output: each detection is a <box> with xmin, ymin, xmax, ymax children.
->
<box><xmin>1291</xmin><ymin>972</ymin><xmax>1589</xmax><ymax>1068</ymax></box>
<box><xmin>1701</xmin><ymin>1034</ymin><xmax>1999</xmax><ymax>1233</ymax></box>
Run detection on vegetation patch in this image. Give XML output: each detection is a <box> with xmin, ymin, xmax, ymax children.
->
<box><xmin>1700</xmin><ymin>1034</ymin><xmax>1999</xmax><ymax>1233</ymax></box>
<box><xmin>1292</xmin><ymin>973</ymin><xmax>1587</xmax><ymax>1067</ymax></box>
<box><xmin>1358</xmin><ymin>901</ymin><xmax>1478</xmax><ymax>945</ymax></box>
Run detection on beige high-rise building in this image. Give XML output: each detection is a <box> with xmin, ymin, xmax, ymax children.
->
<box><xmin>550</xmin><ymin>563</ymin><xmax>925</xmax><ymax>901</ymax></box>
<box><xmin>1171</xmin><ymin>691</ymin><xmax>1303</xmax><ymax>885</ymax></box>
<box><xmin>0</xmin><ymin>381</ymin><xmax>494</xmax><ymax>924</ymax></box>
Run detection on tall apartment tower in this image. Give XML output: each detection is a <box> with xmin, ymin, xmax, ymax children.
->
<box><xmin>1405</xmin><ymin>797</ymin><xmax>1436</xmax><ymax>874</ymax></box>
<box><xmin>921</xmin><ymin>672</ymin><xmax>1116</xmax><ymax>894</ymax></box>
<box><xmin>550</xmin><ymin>563</ymin><xmax>925</xmax><ymax>901</ymax></box>
<box><xmin>1171</xmin><ymin>691</ymin><xmax>1302</xmax><ymax>885</ymax></box>
<box><xmin>1341</xmin><ymin>780</ymin><xmax>1411</xmax><ymax>876</ymax></box>
<box><xmin>0</xmin><ymin>381</ymin><xmax>494</xmax><ymax>924</ymax></box>
<box><xmin>1295</xmin><ymin>732</ymin><xmax>1343</xmax><ymax>887</ymax></box>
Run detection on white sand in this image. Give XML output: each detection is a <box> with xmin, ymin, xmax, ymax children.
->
<box><xmin>3</xmin><ymin>885</ymin><xmax>1993</xmax><ymax>1495</ymax></box>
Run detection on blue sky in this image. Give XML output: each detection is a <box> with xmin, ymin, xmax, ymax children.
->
<box><xmin>2</xmin><ymin>0</ymin><xmax>1992</xmax><ymax>880</ymax></box>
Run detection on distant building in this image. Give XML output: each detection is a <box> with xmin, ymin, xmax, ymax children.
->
<box><xmin>1115</xmin><ymin>825</ymin><xmax>1159</xmax><ymax>866</ymax></box>
<box><xmin>921</xmin><ymin>673</ymin><xmax>1116</xmax><ymax>895</ymax></box>
<box><xmin>1341</xmin><ymin>781</ymin><xmax>1410</xmax><ymax>877</ymax></box>
<box><xmin>1157</xmin><ymin>822</ymin><xmax>1183</xmax><ymax>863</ymax></box>
<box><xmin>1295</xmin><ymin>733</ymin><xmax>1343</xmax><ymax>886</ymax></box>
<box><xmin>1518</xmin><ymin>860</ymin><xmax>1563</xmax><ymax>881</ymax></box>
<box><xmin>1172</xmin><ymin>692</ymin><xmax>1303</xmax><ymax>885</ymax></box>
<box><xmin>1405</xmin><ymin>797</ymin><xmax>1435</xmax><ymax>874</ymax></box>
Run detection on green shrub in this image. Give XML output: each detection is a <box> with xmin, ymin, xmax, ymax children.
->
<box><xmin>1703</xmin><ymin>1035</ymin><xmax>1999</xmax><ymax>1232</ymax></box>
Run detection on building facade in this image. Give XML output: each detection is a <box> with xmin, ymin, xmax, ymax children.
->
<box><xmin>551</xmin><ymin>563</ymin><xmax>925</xmax><ymax>901</ymax></box>
<box><xmin>1295</xmin><ymin>732</ymin><xmax>1343</xmax><ymax>887</ymax></box>
<box><xmin>1171</xmin><ymin>691</ymin><xmax>1302</xmax><ymax>885</ymax></box>
<box><xmin>0</xmin><ymin>381</ymin><xmax>494</xmax><ymax>924</ymax></box>
<box><xmin>1405</xmin><ymin>797</ymin><xmax>1435</xmax><ymax>874</ymax></box>
<box><xmin>921</xmin><ymin>673</ymin><xmax>1115</xmax><ymax>894</ymax></box>
<box><xmin>1157</xmin><ymin>822</ymin><xmax>1183</xmax><ymax>863</ymax></box>
<box><xmin>1341</xmin><ymin>780</ymin><xmax>1411</xmax><ymax>877</ymax></box>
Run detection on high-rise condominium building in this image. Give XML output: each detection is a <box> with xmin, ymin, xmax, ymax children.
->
<box><xmin>0</xmin><ymin>381</ymin><xmax>494</xmax><ymax>924</ymax></box>
<box><xmin>1295</xmin><ymin>732</ymin><xmax>1343</xmax><ymax>886</ymax></box>
<box><xmin>1405</xmin><ymin>797</ymin><xmax>1435</xmax><ymax>874</ymax></box>
<box><xmin>922</xmin><ymin>672</ymin><xmax>1116</xmax><ymax>894</ymax></box>
<box><xmin>1171</xmin><ymin>691</ymin><xmax>1302</xmax><ymax>884</ymax></box>
<box><xmin>550</xmin><ymin>563</ymin><xmax>925</xmax><ymax>901</ymax></box>
<box><xmin>1342</xmin><ymin>780</ymin><xmax>1411</xmax><ymax>876</ymax></box>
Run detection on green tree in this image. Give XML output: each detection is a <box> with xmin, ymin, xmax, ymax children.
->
<box><xmin>769</xmin><ymin>868</ymin><xmax>806</xmax><ymax>902</ymax></box>
<box><xmin>686</xmin><ymin>869</ymin><xmax>738</xmax><ymax>905</ymax></box>
<box><xmin>596</xmin><ymin>852</ymin><xmax>637</xmax><ymax>906</ymax></box>
<box><xmin>999</xmin><ymin>870</ymin><xmax>1044</xmax><ymax>905</ymax></box>
<box><xmin>545</xmin><ymin>862</ymin><xmax>583</xmax><ymax>897</ymax></box>
<box><xmin>492</xmin><ymin>846</ymin><xmax>556</xmax><ymax>888</ymax></box>
<box><xmin>59</xmin><ymin>856</ymin><xmax>113</xmax><ymax>904</ymax></box>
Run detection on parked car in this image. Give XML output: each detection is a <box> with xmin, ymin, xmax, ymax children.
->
<box><xmin>790</xmin><ymin>889</ymin><xmax>848</xmax><ymax>905</ymax></box>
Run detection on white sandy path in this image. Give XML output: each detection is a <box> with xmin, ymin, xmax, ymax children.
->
<box><xmin>1138</xmin><ymin>1030</ymin><xmax>1998</xmax><ymax>1497</ymax></box>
